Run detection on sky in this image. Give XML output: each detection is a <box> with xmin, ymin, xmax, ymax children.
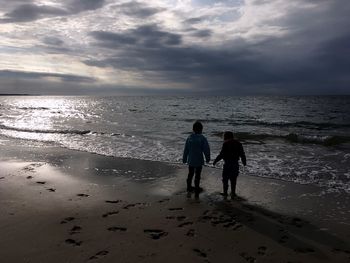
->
<box><xmin>0</xmin><ymin>0</ymin><xmax>349</xmax><ymax>95</ymax></box>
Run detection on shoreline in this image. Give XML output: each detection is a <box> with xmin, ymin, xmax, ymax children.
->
<box><xmin>0</xmin><ymin>143</ymin><xmax>349</xmax><ymax>262</ymax></box>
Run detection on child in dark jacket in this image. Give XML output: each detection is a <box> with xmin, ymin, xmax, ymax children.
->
<box><xmin>183</xmin><ymin>121</ymin><xmax>210</xmax><ymax>196</ymax></box>
<box><xmin>213</xmin><ymin>131</ymin><xmax>246</xmax><ymax>197</ymax></box>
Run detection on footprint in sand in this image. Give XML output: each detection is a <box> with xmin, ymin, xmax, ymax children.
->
<box><xmin>36</xmin><ymin>181</ymin><xmax>46</xmax><ymax>184</ymax></box>
<box><xmin>290</xmin><ymin>217</ymin><xmax>304</xmax><ymax>228</ymax></box>
<box><xmin>202</xmin><ymin>210</ymin><xmax>210</xmax><ymax>215</ymax></box>
<box><xmin>186</xmin><ymin>229</ymin><xmax>195</xmax><ymax>237</ymax></box>
<box><xmin>198</xmin><ymin>215</ymin><xmax>215</xmax><ymax>223</ymax></box>
<box><xmin>123</xmin><ymin>204</ymin><xmax>136</xmax><ymax>209</ymax></box>
<box><xmin>65</xmin><ymin>238</ymin><xmax>82</xmax><ymax>246</ymax></box>
<box><xmin>278</xmin><ymin>235</ymin><xmax>289</xmax><ymax>244</ymax></box>
<box><xmin>144</xmin><ymin>229</ymin><xmax>168</xmax><ymax>240</ymax></box>
<box><xmin>193</xmin><ymin>248</ymin><xmax>207</xmax><ymax>258</ymax></box>
<box><xmin>60</xmin><ymin>217</ymin><xmax>75</xmax><ymax>224</ymax></box>
<box><xmin>105</xmin><ymin>200</ymin><xmax>122</xmax><ymax>204</ymax></box>
<box><xmin>239</xmin><ymin>252</ymin><xmax>256</xmax><ymax>263</ymax></box>
<box><xmin>26</xmin><ymin>176</ymin><xmax>33</xmax><ymax>179</ymax></box>
<box><xmin>102</xmin><ymin>211</ymin><xmax>119</xmax><ymax>218</ymax></box>
<box><xmin>168</xmin><ymin>207</ymin><xmax>183</xmax><ymax>211</ymax></box>
<box><xmin>77</xmin><ymin>193</ymin><xmax>89</xmax><ymax>197</ymax></box>
<box><xmin>47</xmin><ymin>188</ymin><xmax>56</xmax><ymax>192</ymax></box>
<box><xmin>107</xmin><ymin>227</ymin><xmax>127</xmax><ymax>232</ymax></box>
<box><xmin>157</xmin><ymin>198</ymin><xmax>170</xmax><ymax>203</ymax></box>
<box><xmin>232</xmin><ymin>224</ymin><xmax>243</xmax><ymax>231</ymax></box>
<box><xmin>223</xmin><ymin>221</ymin><xmax>237</xmax><ymax>228</ymax></box>
<box><xmin>178</xmin><ymin>222</ymin><xmax>193</xmax><ymax>228</ymax></box>
<box><xmin>123</xmin><ymin>202</ymin><xmax>147</xmax><ymax>209</ymax></box>
<box><xmin>258</xmin><ymin>246</ymin><xmax>267</xmax><ymax>256</ymax></box>
<box><xmin>23</xmin><ymin>166</ymin><xmax>35</xmax><ymax>172</ymax></box>
<box><xmin>30</xmin><ymin>163</ymin><xmax>44</xmax><ymax>168</ymax></box>
<box><xmin>70</xmin><ymin>225</ymin><xmax>82</xmax><ymax>235</ymax></box>
<box><xmin>166</xmin><ymin>216</ymin><xmax>187</xmax><ymax>221</ymax></box>
<box><xmin>89</xmin><ymin>250</ymin><xmax>109</xmax><ymax>260</ymax></box>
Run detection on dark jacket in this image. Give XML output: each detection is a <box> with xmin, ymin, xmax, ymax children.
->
<box><xmin>213</xmin><ymin>139</ymin><xmax>246</xmax><ymax>167</ymax></box>
<box><xmin>183</xmin><ymin>133</ymin><xmax>210</xmax><ymax>167</ymax></box>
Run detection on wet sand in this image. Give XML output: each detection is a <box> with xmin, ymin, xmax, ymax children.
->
<box><xmin>0</xmin><ymin>144</ymin><xmax>349</xmax><ymax>262</ymax></box>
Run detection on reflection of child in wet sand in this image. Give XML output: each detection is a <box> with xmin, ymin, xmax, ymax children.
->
<box><xmin>183</xmin><ymin>121</ymin><xmax>210</xmax><ymax>197</ymax></box>
<box><xmin>213</xmin><ymin>131</ymin><xmax>246</xmax><ymax>198</ymax></box>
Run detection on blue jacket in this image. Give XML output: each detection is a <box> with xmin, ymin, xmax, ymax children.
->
<box><xmin>183</xmin><ymin>133</ymin><xmax>210</xmax><ymax>167</ymax></box>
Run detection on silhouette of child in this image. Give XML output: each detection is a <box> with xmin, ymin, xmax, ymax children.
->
<box><xmin>213</xmin><ymin>131</ymin><xmax>246</xmax><ymax>198</ymax></box>
<box><xmin>183</xmin><ymin>121</ymin><xmax>210</xmax><ymax>196</ymax></box>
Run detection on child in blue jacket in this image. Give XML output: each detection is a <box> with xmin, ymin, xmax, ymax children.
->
<box><xmin>183</xmin><ymin>121</ymin><xmax>210</xmax><ymax>196</ymax></box>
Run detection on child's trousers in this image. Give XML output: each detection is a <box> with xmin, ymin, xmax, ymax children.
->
<box><xmin>187</xmin><ymin>166</ymin><xmax>202</xmax><ymax>192</ymax></box>
<box><xmin>222</xmin><ymin>164</ymin><xmax>239</xmax><ymax>194</ymax></box>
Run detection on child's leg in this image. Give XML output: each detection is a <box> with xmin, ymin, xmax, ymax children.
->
<box><xmin>194</xmin><ymin>166</ymin><xmax>202</xmax><ymax>192</ymax></box>
<box><xmin>229</xmin><ymin>177</ymin><xmax>236</xmax><ymax>195</ymax></box>
<box><xmin>230</xmin><ymin>170</ymin><xmax>239</xmax><ymax>195</ymax></box>
<box><xmin>187</xmin><ymin>166</ymin><xmax>195</xmax><ymax>191</ymax></box>
<box><xmin>222</xmin><ymin>169</ymin><xmax>229</xmax><ymax>195</ymax></box>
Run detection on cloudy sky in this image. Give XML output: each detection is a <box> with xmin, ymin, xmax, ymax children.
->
<box><xmin>0</xmin><ymin>0</ymin><xmax>349</xmax><ymax>95</ymax></box>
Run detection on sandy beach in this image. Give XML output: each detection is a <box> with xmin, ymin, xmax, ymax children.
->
<box><xmin>0</xmin><ymin>143</ymin><xmax>349</xmax><ymax>263</ymax></box>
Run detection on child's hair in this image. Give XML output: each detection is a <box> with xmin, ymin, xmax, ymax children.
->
<box><xmin>223</xmin><ymin>131</ymin><xmax>234</xmax><ymax>140</ymax></box>
<box><xmin>193</xmin><ymin>121</ymin><xmax>203</xmax><ymax>134</ymax></box>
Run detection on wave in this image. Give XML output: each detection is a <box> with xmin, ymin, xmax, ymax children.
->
<box><xmin>233</xmin><ymin>120</ymin><xmax>350</xmax><ymax>130</ymax></box>
<box><xmin>179</xmin><ymin>118</ymin><xmax>229</xmax><ymax>123</ymax></box>
<box><xmin>0</xmin><ymin>124</ymin><xmax>90</xmax><ymax>135</ymax></box>
<box><xmin>0</xmin><ymin>124</ymin><xmax>135</xmax><ymax>138</ymax></box>
<box><xmin>18</xmin><ymin>107</ymin><xmax>50</xmax><ymax>110</ymax></box>
<box><xmin>169</xmin><ymin>117</ymin><xmax>350</xmax><ymax>130</ymax></box>
<box><xmin>212</xmin><ymin>131</ymin><xmax>350</xmax><ymax>146</ymax></box>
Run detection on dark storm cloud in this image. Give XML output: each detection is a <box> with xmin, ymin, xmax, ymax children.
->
<box><xmin>0</xmin><ymin>70</ymin><xmax>96</xmax><ymax>83</ymax></box>
<box><xmin>115</xmin><ymin>1</ymin><xmax>163</xmax><ymax>18</ymax></box>
<box><xmin>68</xmin><ymin>0</ymin><xmax>106</xmax><ymax>13</ymax></box>
<box><xmin>0</xmin><ymin>4</ymin><xmax>67</xmax><ymax>23</ymax></box>
<box><xmin>30</xmin><ymin>36</ymin><xmax>72</xmax><ymax>55</ymax></box>
<box><xmin>86</xmin><ymin>28</ymin><xmax>264</xmax><ymax>84</ymax></box>
<box><xmin>191</xmin><ymin>29</ymin><xmax>212</xmax><ymax>38</ymax></box>
<box><xmin>184</xmin><ymin>17</ymin><xmax>206</xmax><ymax>25</ymax></box>
<box><xmin>83</xmin><ymin>0</ymin><xmax>350</xmax><ymax>95</ymax></box>
<box><xmin>90</xmin><ymin>24</ymin><xmax>182</xmax><ymax>49</ymax></box>
<box><xmin>0</xmin><ymin>0</ymin><xmax>106</xmax><ymax>23</ymax></box>
<box><xmin>314</xmin><ymin>34</ymin><xmax>350</xmax><ymax>80</ymax></box>
<box><xmin>42</xmin><ymin>36</ymin><xmax>64</xmax><ymax>46</ymax></box>
<box><xmin>90</xmin><ymin>31</ymin><xmax>137</xmax><ymax>47</ymax></box>
<box><xmin>0</xmin><ymin>69</ymin><xmax>179</xmax><ymax>95</ymax></box>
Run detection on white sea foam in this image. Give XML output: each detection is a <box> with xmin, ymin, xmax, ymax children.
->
<box><xmin>0</xmin><ymin>95</ymin><xmax>349</xmax><ymax>192</ymax></box>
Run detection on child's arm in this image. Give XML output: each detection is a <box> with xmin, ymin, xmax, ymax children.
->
<box><xmin>213</xmin><ymin>154</ymin><xmax>223</xmax><ymax>165</ymax></box>
<box><xmin>239</xmin><ymin>143</ymin><xmax>247</xmax><ymax>166</ymax></box>
<box><xmin>182</xmin><ymin>138</ymin><xmax>189</xmax><ymax>164</ymax></box>
<box><xmin>203</xmin><ymin>137</ymin><xmax>210</xmax><ymax>163</ymax></box>
<box><xmin>213</xmin><ymin>145</ymin><xmax>224</xmax><ymax>165</ymax></box>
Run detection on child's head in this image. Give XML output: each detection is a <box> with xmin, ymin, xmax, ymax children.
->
<box><xmin>193</xmin><ymin>121</ymin><xmax>203</xmax><ymax>134</ymax></box>
<box><xmin>223</xmin><ymin>131</ymin><xmax>234</xmax><ymax>140</ymax></box>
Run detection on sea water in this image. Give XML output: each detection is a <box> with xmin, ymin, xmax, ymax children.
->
<box><xmin>0</xmin><ymin>96</ymin><xmax>349</xmax><ymax>192</ymax></box>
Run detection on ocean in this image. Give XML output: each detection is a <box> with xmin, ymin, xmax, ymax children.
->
<box><xmin>0</xmin><ymin>96</ymin><xmax>349</xmax><ymax>193</ymax></box>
